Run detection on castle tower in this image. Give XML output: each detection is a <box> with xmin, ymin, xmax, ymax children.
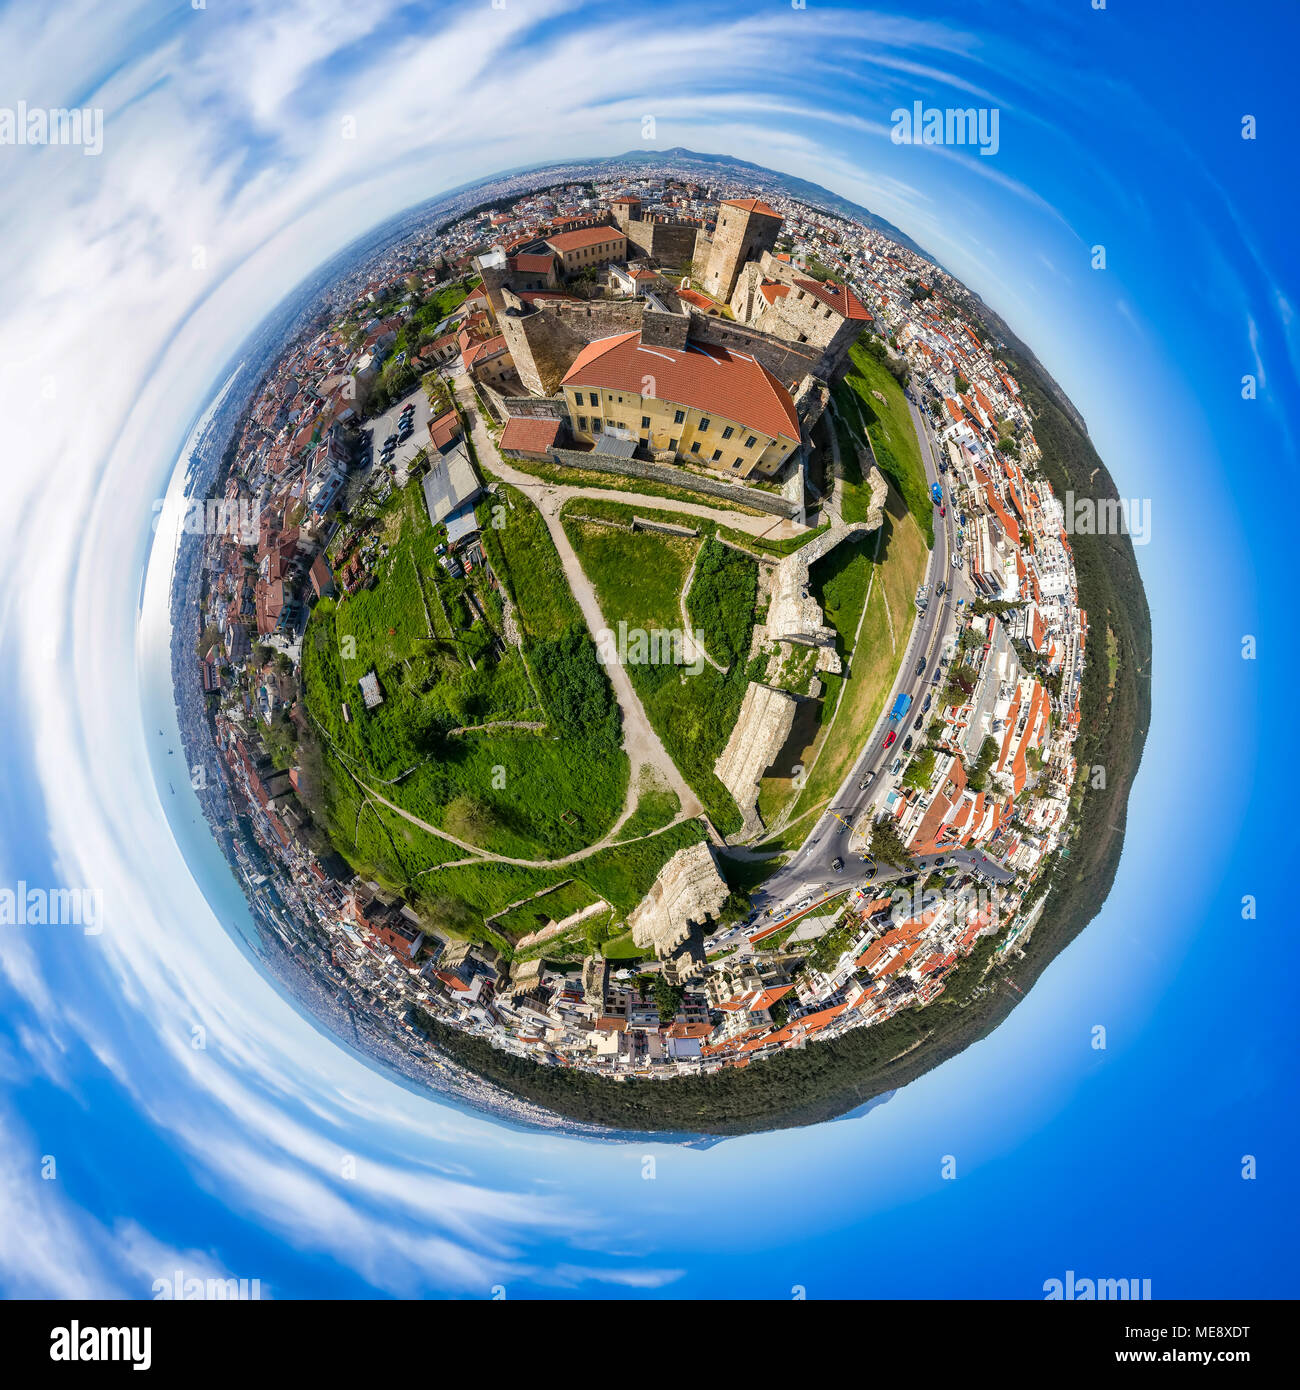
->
<box><xmin>474</xmin><ymin>248</ymin><xmax>511</xmax><ymax>320</ymax></box>
<box><xmin>701</xmin><ymin>197</ymin><xmax>783</xmax><ymax>303</ymax></box>
<box><xmin>611</xmin><ymin>196</ymin><xmax>641</xmax><ymax>234</ymax></box>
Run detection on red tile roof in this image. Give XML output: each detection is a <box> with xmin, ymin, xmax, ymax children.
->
<box><xmin>545</xmin><ymin>226</ymin><xmax>625</xmax><ymax>254</ymax></box>
<box><xmin>510</xmin><ymin>252</ymin><xmax>555</xmax><ymax>274</ymax></box>
<box><xmin>500</xmin><ymin>416</ymin><xmax>561</xmax><ymax>455</ymax></box>
<box><xmin>518</xmin><ymin>290</ymin><xmax>581</xmax><ymax>305</ymax></box>
<box><xmin>793</xmin><ymin>278</ymin><xmax>870</xmax><ymax>321</ymax></box>
<box><xmin>676</xmin><ymin>286</ymin><xmax>719</xmax><ymax>313</ymax></box>
<box><xmin>759</xmin><ymin>279</ymin><xmax>790</xmax><ymax>305</ymax></box>
<box><xmin>428</xmin><ymin>410</ymin><xmax>460</xmax><ymax>452</ymax></box>
<box><xmin>462</xmin><ymin>334</ymin><xmax>507</xmax><ymax>371</ymax></box>
<box><xmin>561</xmin><ymin>332</ymin><xmax>800</xmax><ymax>444</ymax></box>
<box><xmin>722</xmin><ymin>197</ymin><xmax>780</xmax><ymax>218</ymax></box>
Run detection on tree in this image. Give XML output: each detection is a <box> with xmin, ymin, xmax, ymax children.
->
<box><xmin>966</xmin><ymin>735</ymin><xmax>999</xmax><ymax>793</ymax></box>
<box><xmin>443</xmin><ymin>794</ymin><xmax>496</xmax><ymax>844</ymax></box>
<box><xmin>902</xmin><ymin>747</ymin><xmax>936</xmax><ymax>790</ymax></box>
<box><xmin>196</xmin><ymin>622</ymin><xmax>221</xmax><ymax>660</ymax></box>
<box><xmin>869</xmin><ymin>816</ymin><xmax>915</xmax><ymax>869</ymax></box>
<box><xmin>652</xmin><ymin>978</ymin><xmax>684</xmax><ymax>1023</ymax></box>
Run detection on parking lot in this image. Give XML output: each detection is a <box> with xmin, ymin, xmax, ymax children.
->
<box><xmin>362</xmin><ymin>384</ymin><xmax>435</xmax><ymax>484</ymax></box>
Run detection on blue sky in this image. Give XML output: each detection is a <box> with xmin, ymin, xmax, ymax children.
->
<box><xmin>0</xmin><ymin>0</ymin><xmax>1295</xmax><ymax>1298</ymax></box>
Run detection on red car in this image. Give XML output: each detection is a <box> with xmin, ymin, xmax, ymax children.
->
<box><xmin>884</xmin><ymin>729</ymin><xmax>897</xmax><ymax>749</ymax></box>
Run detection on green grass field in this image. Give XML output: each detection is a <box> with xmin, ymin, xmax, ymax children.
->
<box><xmin>563</xmin><ymin>514</ymin><xmax>697</xmax><ymax>633</ymax></box>
<box><xmin>415</xmin><ymin>816</ymin><xmax>709</xmax><ymax>945</ymax></box>
<box><xmin>614</xmin><ymin>767</ymin><xmax>682</xmax><ymax>841</ymax></box>
<box><xmin>837</xmin><ymin>339</ymin><xmax>933</xmax><ymax>546</ymax></box>
<box><xmin>562</xmin><ymin>509</ymin><xmax>752</xmax><ymax>836</ymax></box>
<box><xmin>493</xmin><ymin>879</ymin><xmax>605</xmax><ymax>938</ymax></box>
<box><xmin>686</xmin><ymin>537</ymin><xmax>758</xmax><ymax>667</ymax></box>
<box><xmin>301</xmin><ymin>480</ymin><xmax>629</xmax><ymax>864</ymax></box>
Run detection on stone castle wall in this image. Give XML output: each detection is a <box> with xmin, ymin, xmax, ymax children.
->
<box><xmin>499</xmin><ymin>298</ymin><xmax>645</xmax><ymax>396</ymax></box>
<box><xmin>689</xmin><ymin>313</ymin><xmax>825</xmax><ymax>388</ymax></box>
<box><xmin>549</xmin><ymin>447</ymin><xmax>799</xmax><ymax>519</ymax></box>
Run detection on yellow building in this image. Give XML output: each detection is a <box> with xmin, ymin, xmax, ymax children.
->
<box><xmin>560</xmin><ymin>331</ymin><xmax>800</xmax><ymax>480</ymax></box>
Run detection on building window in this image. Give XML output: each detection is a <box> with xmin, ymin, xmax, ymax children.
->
<box><xmin>673</xmin><ymin>409</ymin><xmax>685</xmax><ymax>424</ymax></box>
<box><xmin>593</xmin><ymin>419</ymin><xmax>603</xmax><ymax>433</ymax></box>
<box><xmin>669</xmin><ymin>439</ymin><xmax>679</xmax><ymax>451</ymax></box>
<box><xmin>745</xmin><ymin>436</ymin><xmax>757</xmax><ymax>449</ymax></box>
<box><xmin>722</xmin><ymin>425</ymin><xmax>734</xmax><ymax>439</ymax></box>
<box><xmin>690</xmin><ymin>441</ymin><xmax>700</xmax><ymax>453</ymax></box>
<box><xmin>699</xmin><ymin>418</ymin><xmax>710</xmax><ymax>431</ymax></box>
<box><xmin>734</xmin><ymin>457</ymin><xmax>744</xmax><ymax>468</ymax></box>
<box><xmin>577</xmin><ymin>416</ymin><xmax>587</xmax><ymax>430</ymax></box>
<box><xmin>711</xmin><ymin>449</ymin><xmax>722</xmax><ymax>461</ymax></box>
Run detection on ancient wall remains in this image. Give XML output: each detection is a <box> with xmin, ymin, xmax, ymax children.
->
<box><xmin>548</xmin><ymin>447</ymin><xmax>799</xmax><ymax>519</ymax></box>
<box><xmin>628</xmin><ymin>843</ymin><xmax>730</xmax><ymax>959</ymax></box>
<box><xmin>498</xmin><ymin>298</ymin><xmax>645</xmax><ymax>396</ymax></box>
<box><xmin>688</xmin><ymin>313</ymin><xmax>825</xmax><ymax>388</ymax></box>
<box><xmin>714</xmin><ymin>682</ymin><xmax>799</xmax><ymax>839</ymax></box>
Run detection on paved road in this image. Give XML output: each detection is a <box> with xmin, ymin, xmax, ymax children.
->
<box><xmin>743</xmin><ymin>392</ymin><xmax>1008</xmax><ymax>923</ymax></box>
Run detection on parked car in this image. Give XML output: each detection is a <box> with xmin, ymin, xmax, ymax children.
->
<box><xmin>913</xmin><ymin>714</ymin><xmax>923</xmax><ymax>731</ymax></box>
<box><xmin>922</xmin><ymin>693</ymin><xmax>932</xmax><ymax>712</ymax></box>
<box><xmin>889</xmin><ymin>757</ymin><xmax>903</xmax><ymax>776</ymax></box>
<box><xmin>902</xmin><ymin>735</ymin><xmax>913</xmax><ymax>753</ymax></box>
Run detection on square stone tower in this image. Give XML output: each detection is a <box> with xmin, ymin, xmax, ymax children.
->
<box><xmin>701</xmin><ymin>197</ymin><xmax>783</xmax><ymax>302</ymax></box>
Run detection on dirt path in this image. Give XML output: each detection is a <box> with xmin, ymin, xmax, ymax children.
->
<box><xmin>454</xmin><ymin>377</ymin><xmax>705</xmax><ymax>828</ymax></box>
<box><xmin>677</xmin><ymin>544</ymin><xmax>728</xmax><ymax>674</ymax></box>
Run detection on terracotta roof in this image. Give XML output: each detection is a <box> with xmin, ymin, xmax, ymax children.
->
<box><xmin>722</xmin><ymin>197</ymin><xmax>780</xmax><ymax>218</ymax></box>
<box><xmin>545</xmin><ymin>226</ymin><xmax>625</xmax><ymax>253</ymax></box>
<box><xmin>676</xmin><ymin>286</ymin><xmax>718</xmax><ymax>312</ymax></box>
<box><xmin>462</xmin><ymin>334</ymin><xmax>507</xmax><ymax>371</ymax></box>
<box><xmin>561</xmin><ymin>331</ymin><xmax>800</xmax><ymax>444</ymax></box>
<box><xmin>759</xmin><ymin>279</ymin><xmax>790</xmax><ymax>305</ymax></box>
<box><xmin>500</xmin><ymin>416</ymin><xmax>561</xmax><ymax>455</ymax></box>
<box><xmin>518</xmin><ymin>290</ymin><xmax>581</xmax><ymax>305</ymax></box>
<box><xmin>793</xmin><ymin>278</ymin><xmax>870</xmax><ymax>321</ymax></box>
<box><xmin>510</xmin><ymin>252</ymin><xmax>555</xmax><ymax>274</ymax></box>
<box><xmin>428</xmin><ymin>410</ymin><xmax>460</xmax><ymax>452</ymax></box>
